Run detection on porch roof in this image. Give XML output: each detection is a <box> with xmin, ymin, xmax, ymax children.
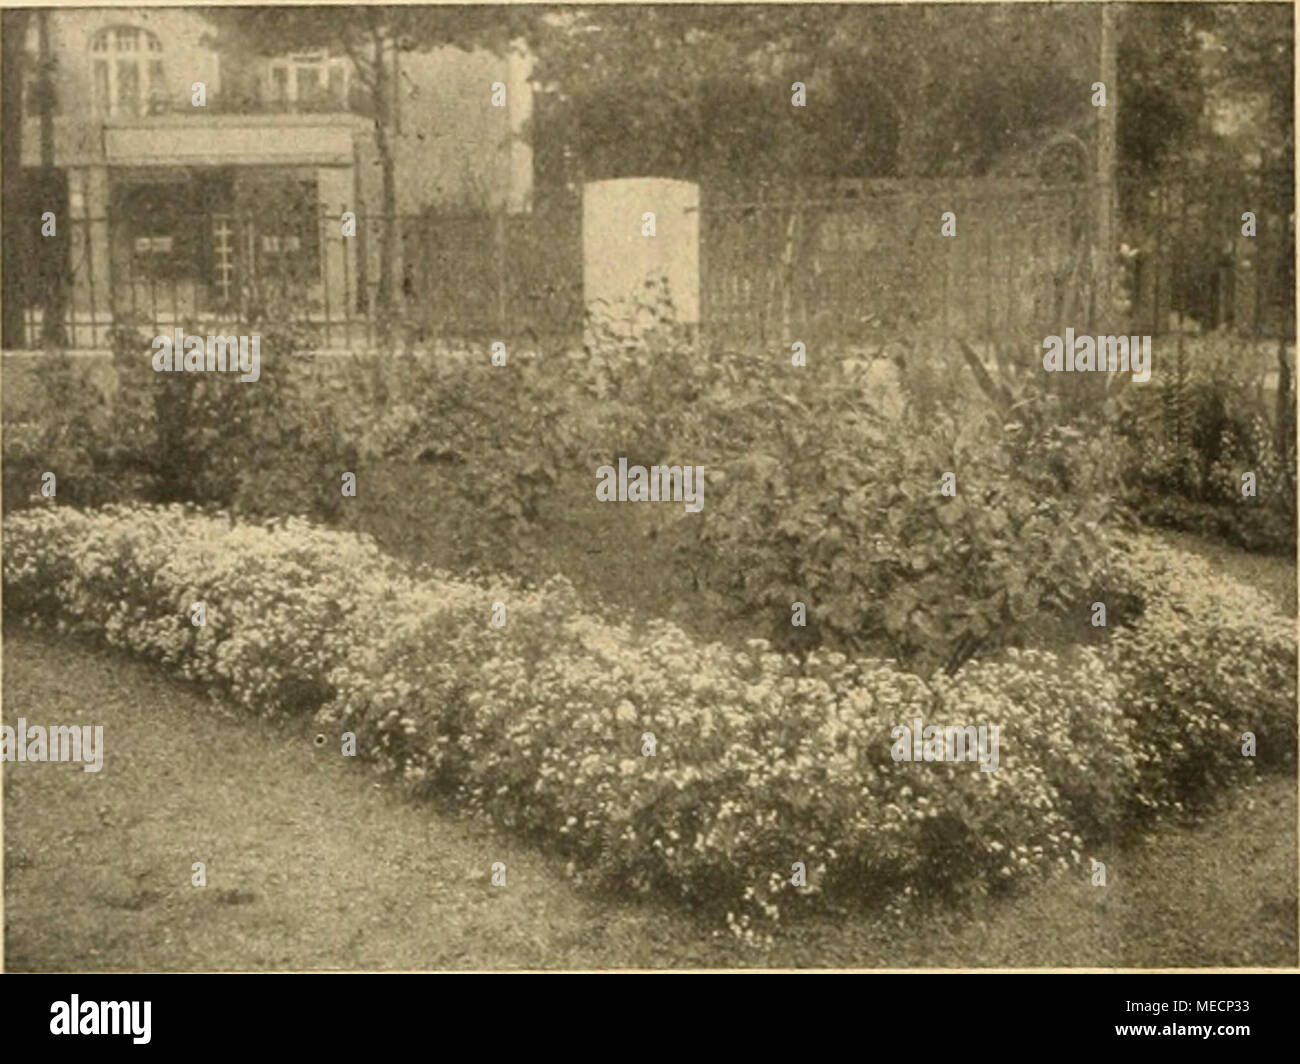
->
<box><xmin>104</xmin><ymin>114</ymin><xmax>367</xmax><ymax>168</ymax></box>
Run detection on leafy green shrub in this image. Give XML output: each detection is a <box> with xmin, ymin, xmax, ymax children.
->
<box><xmin>1</xmin><ymin>353</ymin><xmax>122</xmax><ymax>512</ymax></box>
<box><xmin>575</xmin><ymin>280</ymin><xmax>757</xmax><ymax>465</ymax></box>
<box><xmin>3</xmin><ymin>315</ymin><xmax>360</xmax><ymax>523</ymax></box>
<box><xmin>693</xmin><ymin>389</ymin><xmax>1115</xmax><ymax>673</ymax></box>
<box><xmin>347</xmin><ymin>345</ymin><xmax>584</xmax><ymax>573</ymax></box>
<box><xmin>107</xmin><ymin>319</ymin><xmax>358</xmax><ymax>522</ymax></box>
<box><xmin>1115</xmin><ymin>338</ymin><xmax>1296</xmax><ymax>554</ymax></box>
<box><xmin>561</xmin><ymin>324</ymin><xmax>1130</xmax><ymax>671</ymax></box>
<box><xmin>565</xmin><ymin>278</ymin><xmax>849</xmax><ymax>475</ymax></box>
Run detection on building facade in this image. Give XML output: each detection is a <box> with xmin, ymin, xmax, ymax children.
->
<box><xmin>13</xmin><ymin>7</ymin><xmax>533</xmax><ymax>347</ymax></box>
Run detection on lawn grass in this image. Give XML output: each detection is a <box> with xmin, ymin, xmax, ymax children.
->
<box><xmin>5</xmin><ymin>626</ymin><xmax>1295</xmax><ymax>970</ymax></box>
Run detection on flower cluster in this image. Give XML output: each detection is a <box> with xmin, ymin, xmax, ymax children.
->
<box><xmin>1108</xmin><ymin>535</ymin><xmax>1297</xmax><ymax>800</ymax></box>
<box><xmin>4</xmin><ymin>506</ymin><xmax>1293</xmax><ymax>941</ymax></box>
<box><xmin>2</xmin><ymin>504</ymin><xmax>413</xmax><ymax>715</ymax></box>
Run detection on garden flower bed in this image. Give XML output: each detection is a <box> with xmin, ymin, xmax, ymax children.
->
<box><xmin>4</xmin><ymin>503</ymin><xmax>1294</xmax><ymax>945</ymax></box>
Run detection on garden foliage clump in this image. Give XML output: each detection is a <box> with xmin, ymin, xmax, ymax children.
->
<box><xmin>1113</xmin><ymin>336</ymin><xmax>1296</xmax><ymax>554</ymax></box>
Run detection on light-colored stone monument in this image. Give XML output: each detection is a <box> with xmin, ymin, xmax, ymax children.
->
<box><xmin>582</xmin><ymin>178</ymin><xmax>699</xmax><ymax>340</ymax></box>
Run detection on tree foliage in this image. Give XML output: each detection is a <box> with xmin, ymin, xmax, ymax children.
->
<box><xmin>531</xmin><ymin>4</ymin><xmax>1101</xmax><ymax>193</ymax></box>
<box><xmin>203</xmin><ymin>6</ymin><xmax>534</xmax><ymax>323</ymax></box>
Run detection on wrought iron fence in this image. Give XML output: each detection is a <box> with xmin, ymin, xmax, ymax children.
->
<box><xmin>7</xmin><ymin>168</ymin><xmax>1293</xmax><ymax>371</ymax></box>
<box><xmin>9</xmin><ymin>201</ymin><xmax>584</xmax><ymax>351</ymax></box>
<box><xmin>700</xmin><ymin>178</ymin><xmax>1096</xmax><ymax>353</ymax></box>
<box><xmin>698</xmin><ymin>169</ymin><xmax>1295</xmax><ymax>357</ymax></box>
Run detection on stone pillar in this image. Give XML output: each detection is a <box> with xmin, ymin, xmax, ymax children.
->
<box><xmin>583</xmin><ymin>178</ymin><xmax>699</xmax><ymax>340</ymax></box>
<box><xmin>505</xmin><ymin>45</ymin><xmax>533</xmax><ymax>214</ymax></box>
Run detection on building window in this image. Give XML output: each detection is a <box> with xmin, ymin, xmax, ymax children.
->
<box><xmin>268</xmin><ymin>53</ymin><xmax>349</xmax><ymax>112</ymax></box>
<box><xmin>252</xmin><ymin>184</ymin><xmax>321</xmax><ymax>286</ymax></box>
<box><xmin>212</xmin><ymin>216</ymin><xmax>237</xmax><ymax>305</ymax></box>
<box><xmin>115</xmin><ymin>181</ymin><xmax>202</xmax><ymax>291</ymax></box>
<box><xmin>91</xmin><ymin>25</ymin><xmax>165</xmax><ymax>118</ymax></box>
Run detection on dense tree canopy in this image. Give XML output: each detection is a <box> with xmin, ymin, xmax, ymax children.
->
<box><xmin>529</xmin><ymin>3</ymin><xmax>1293</xmax><ymax>195</ymax></box>
<box><xmin>530</xmin><ymin>4</ymin><xmax>1104</xmax><ymax>193</ymax></box>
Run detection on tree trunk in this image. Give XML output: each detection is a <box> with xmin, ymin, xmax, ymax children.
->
<box><xmin>1</xmin><ymin>10</ymin><xmax>29</xmax><ymax>347</ymax></box>
<box><xmin>372</xmin><ymin>31</ymin><xmax>396</xmax><ymax>344</ymax></box>
<box><xmin>37</xmin><ymin>9</ymin><xmax>65</xmax><ymax>348</ymax></box>
<box><xmin>1276</xmin><ymin>337</ymin><xmax>1293</xmax><ymax>481</ymax></box>
<box><xmin>1094</xmin><ymin>2</ymin><xmax>1117</xmax><ymax>329</ymax></box>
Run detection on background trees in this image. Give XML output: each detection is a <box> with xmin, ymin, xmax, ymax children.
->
<box><xmin>530</xmin><ymin>3</ymin><xmax>1292</xmax><ymax>193</ymax></box>
<box><xmin>530</xmin><ymin>4</ymin><xmax>1103</xmax><ymax>196</ymax></box>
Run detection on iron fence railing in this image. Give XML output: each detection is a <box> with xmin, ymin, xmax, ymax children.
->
<box><xmin>698</xmin><ymin>170</ymin><xmax>1295</xmax><ymax>354</ymax></box>
<box><xmin>7</xmin><ymin>169</ymin><xmax>1293</xmax><ymax>367</ymax></box>
<box><xmin>10</xmin><ymin>204</ymin><xmax>584</xmax><ymax>351</ymax></box>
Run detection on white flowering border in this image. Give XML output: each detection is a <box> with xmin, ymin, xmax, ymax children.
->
<box><xmin>3</xmin><ymin>504</ymin><xmax>1294</xmax><ymax>945</ymax></box>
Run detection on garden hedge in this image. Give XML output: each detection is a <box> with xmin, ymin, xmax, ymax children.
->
<box><xmin>3</xmin><ymin>504</ymin><xmax>1294</xmax><ymax>945</ymax></box>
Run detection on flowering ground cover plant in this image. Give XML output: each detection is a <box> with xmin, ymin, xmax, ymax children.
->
<box><xmin>4</xmin><ymin>504</ymin><xmax>1294</xmax><ymax>945</ymax></box>
<box><xmin>1108</xmin><ymin>536</ymin><xmax>1298</xmax><ymax>799</ymax></box>
<box><xmin>2</xmin><ymin>504</ymin><xmax>413</xmax><ymax>715</ymax></box>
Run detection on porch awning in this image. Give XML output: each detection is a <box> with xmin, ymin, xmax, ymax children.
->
<box><xmin>104</xmin><ymin>119</ymin><xmax>358</xmax><ymax>168</ymax></box>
